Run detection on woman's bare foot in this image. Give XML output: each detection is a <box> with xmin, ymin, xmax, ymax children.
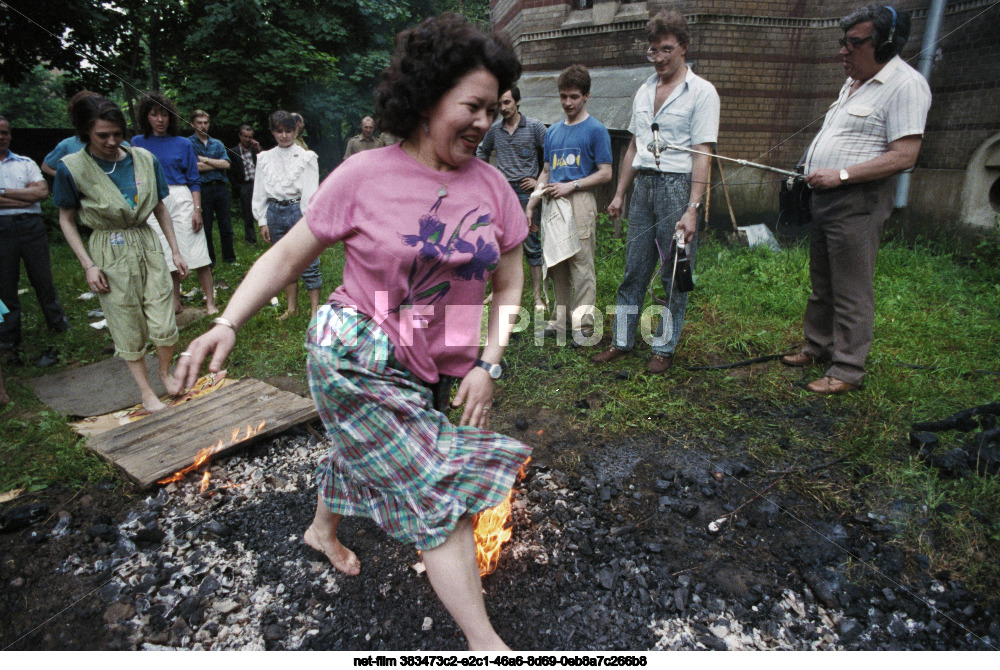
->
<box><xmin>174</xmin><ymin>303</ymin><xmax>184</xmax><ymax>315</ymax></box>
<box><xmin>304</xmin><ymin>524</ymin><xmax>361</xmax><ymax>575</ymax></box>
<box><xmin>277</xmin><ymin>309</ymin><xmax>297</xmax><ymax>321</ymax></box>
<box><xmin>206</xmin><ymin>304</ymin><xmax>219</xmax><ymax>316</ymax></box>
<box><xmin>159</xmin><ymin>370</ymin><xmax>183</xmax><ymax>396</ymax></box>
<box><xmin>142</xmin><ymin>393</ymin><xmax>168</xmax><ymax>412</ymax></box>
<box><xmin>0</xmin><ymin>391</ymin><xmax>10</xmax><ymax>405</ymax></box>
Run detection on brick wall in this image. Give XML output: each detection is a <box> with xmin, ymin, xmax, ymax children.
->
<box><xmin>491</xmin><ymin>0</ymin><xmax>1000</xmax><ymax>224</ymax></box>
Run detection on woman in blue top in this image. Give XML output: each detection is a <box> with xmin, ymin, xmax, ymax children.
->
<box><xmin>131</xmin><ymin>91</ymin><xmax>217</xmax><ymax>315</ymax></box>
<box><xmin>53</xmin><ymin>97</ymin><xmax>189</xmax><ymax>412</ymax></box>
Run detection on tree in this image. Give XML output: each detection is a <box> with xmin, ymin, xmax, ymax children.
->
<box><xmin>0</xmin><ymin>65</ymin><xmax>68</xmax><ymax>127</ymax></box>
<box><xmin>0</xmin><ymin>1</ymin><xmax>115</xmax><ymax>86</ymax></box>
<box><xmin>164</xmin><ymin>0</ymin><xmax>430</xmax><ymax>160</ymax></box>
<box><xmin>1</xmin><ymin>0</ymin><xmax>495</xmax><ymax>160</ymax></box>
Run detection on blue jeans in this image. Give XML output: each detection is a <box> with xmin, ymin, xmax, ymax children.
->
<box><xmin>267</xmin><ymin>201</ymin><xmax>322</xmax><ymax>290</ymax></box>
<box><xmin>511</xmin><ymin>182</ymin><xmax>542</xmax><ymax>266</ymax></box>
<box><xmin>611</xmin><ymin>172</ymin><xmax>696</xmax><ymax>356</ymax></box>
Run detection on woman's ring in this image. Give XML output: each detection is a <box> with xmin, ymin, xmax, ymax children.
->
<box><xmin>179</xmin><ymin>352</ymin><xmax>192</xmax><ymax>357</ymax></box>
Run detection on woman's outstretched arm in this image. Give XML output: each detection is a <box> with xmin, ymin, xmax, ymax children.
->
<box><xmin>175</xmin><ymin>218</ymin><xmax>327</xmax><ymax>388</ymax></box>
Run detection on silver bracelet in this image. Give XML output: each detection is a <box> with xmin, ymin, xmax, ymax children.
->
<box><xmin>212</xmin><ymin>317</ymin><xmax>239</xmax><ymax>333</ymax></box>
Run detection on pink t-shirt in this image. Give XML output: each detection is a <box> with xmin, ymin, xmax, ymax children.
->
<box><xmin>308</xmin><ymin>143</ymin><xmax>528</xmax><ymax>383</ymax></box>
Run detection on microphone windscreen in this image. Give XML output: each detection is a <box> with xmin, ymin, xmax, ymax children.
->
<box><xmin>651</xmin><ymin>123</ymin><xmax>659</xmax><ymax>132</ymax></box>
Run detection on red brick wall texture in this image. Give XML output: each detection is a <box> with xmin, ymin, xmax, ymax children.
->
<box><xmin>491</xmin><ymin>0</ymin><xmax>1000</xmax><ymax>174</ymax></box>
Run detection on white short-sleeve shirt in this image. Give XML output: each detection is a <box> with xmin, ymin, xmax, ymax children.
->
<box><xmin>629</xmin><ymin>66</ymin><xmax>720</xmax><ymax>174</ymax></box>
<box><xmin>805</xmin><ymin>56</ymin><xmax>931</xmax><ymax>173</ymax></box>
<box><xmin>0</xmin><ymin>151</ymin><xmax>44</xmax><ymax>215</ymax></box>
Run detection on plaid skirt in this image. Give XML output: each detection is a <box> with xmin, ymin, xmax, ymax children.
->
<box><xmin>307</xmin><ymin>304</ymin><xmax>533</xmax><ymax>551</ymax></box>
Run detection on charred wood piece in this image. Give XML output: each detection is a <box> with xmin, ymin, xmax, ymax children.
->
<box><xmin>912</xmin><ymin>402</ymin><xmax>1000</xmax><ymax>433</ymax></box>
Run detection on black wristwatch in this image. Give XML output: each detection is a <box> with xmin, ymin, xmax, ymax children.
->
<box><xmin>474</xmin><ymin>359</ymin><xmax>503</xmax><ymax>379</ymax></box>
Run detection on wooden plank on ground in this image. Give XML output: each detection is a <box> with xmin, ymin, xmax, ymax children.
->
<box><xmin>85</xmin><ymin>378</ymin><xmax>318</xmax><ymax>488</ymax></box>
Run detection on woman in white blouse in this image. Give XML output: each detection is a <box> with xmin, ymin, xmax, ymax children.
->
<box><xmin>252</xmin><ymin>110</ymin><xmax>321</xmax><ymax>320</ymax></box>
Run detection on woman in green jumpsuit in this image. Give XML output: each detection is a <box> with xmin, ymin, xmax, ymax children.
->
<box><xmin>53</xmin><ymin>98</ymin><xmax>189</xmax><ymax>412</ymax></box>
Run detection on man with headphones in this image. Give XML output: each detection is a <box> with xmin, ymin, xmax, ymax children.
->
<box><xmin>783</xmin><ymin>5</ymin><xmax>931</xmax><ymax>394</ymax></box>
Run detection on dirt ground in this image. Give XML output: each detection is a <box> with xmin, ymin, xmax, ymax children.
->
<box><xmin>1</xmin><ymin>400</ymin><xmax>998</xmax><ymax>651</ymax></box>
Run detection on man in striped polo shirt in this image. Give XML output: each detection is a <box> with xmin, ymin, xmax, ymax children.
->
<box><xmin>783</xmin><ymin>5</ymin><xmax>931</xmax><ymax>394</ymax></box>
<box><xmin>476</xmin><ymin>86</ymin><xmax>548</xmax><ymax>309</ymax></box>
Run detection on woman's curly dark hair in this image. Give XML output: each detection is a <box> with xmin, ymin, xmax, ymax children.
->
<box><xmin>375</xmin><ymin>13</ymin><xmax>522</xmax><ymax>139</ymax></box>
<box><xmin>135</xmin><ymin>91</ymin><xmax>181</xmax><ymax>137</ymax></box>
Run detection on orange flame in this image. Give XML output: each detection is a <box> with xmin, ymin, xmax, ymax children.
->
<box><xmin>473</xmin><ymin>457</ymin><xmax>531</xmax><ymax>577</ymax></box>
<box><xmin>157</xmin><ymin>420</ymin><xmax>267</xmax><ymax>487</ymax></box>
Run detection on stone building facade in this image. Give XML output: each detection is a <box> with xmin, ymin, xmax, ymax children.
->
<box><xmin>491</xmin><ymin>0</ymin><xmax>1000</xmax><ymax>229</ymax></box>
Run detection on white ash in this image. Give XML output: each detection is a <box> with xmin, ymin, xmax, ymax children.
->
<box><xmin>58</xmin><ymin>432</ymin><xmax>337</xmax><ymax>650</ymax></box>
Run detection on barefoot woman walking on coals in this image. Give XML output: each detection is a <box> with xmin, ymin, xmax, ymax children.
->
<box><xmin>54</xmin><ymin>97</ymin><xmax>189</xmax><ymax>412</ymax></box>
<box><xmin>177</xmin><ymin>14</ymin><xmax>531</xmax><ymax>650</ymax></box>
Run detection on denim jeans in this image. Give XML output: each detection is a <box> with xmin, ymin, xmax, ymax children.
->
<box><xmin>0</xmin><ymin>213</ymin><xmax>69</xmax><ymax>348</ymax></box>
<box><xmin>201</xmin><ymin>181</ymin><xmax>235</xmax><ymax>264</ymax></box>
<box><xmin>611</xmin><ymin>172</ymin><xmax>696</xmax><ymax>356</ymax></box>
<box><xmin>510</xmin><ymin>182</ymin><xmax>542</xmax><ymax>266</ymax></box>
<box><xmin>267</xmin><ymin>200</ymin><xmax>321</xmax><ymax>290</ymax></box>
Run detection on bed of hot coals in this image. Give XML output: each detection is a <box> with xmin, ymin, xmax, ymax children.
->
<box><xmin>3</xmin><ymin>424</ymin><xmax>998</xmax><ymax>651</ymax></box>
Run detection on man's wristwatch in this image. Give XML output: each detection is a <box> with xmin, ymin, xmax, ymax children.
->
<box><xmin>474</xmin><ymin>359</ymin><xmax>503</xmax><ymax>379</ymax></box>
<box><xmin>687</xmin><ymin>202</ymin><xmax>701</xmax><ymax>210</ymax></box>
<box><xmin>839</xmin><ymin>168</ymin><xmax>849</xmax><ymax>184</ymax></box>
<box><xmin>572</xmin><ymin>180</ymin><xmax>581</xmax><ymax>191</ymax></box>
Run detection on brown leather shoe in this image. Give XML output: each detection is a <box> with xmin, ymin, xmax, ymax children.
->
<box><xmin>782</xmin><ymin>351</ymin><xmax>815</xmax><ymax>367</ymax></box>
<box><xmin>647</xmin><ymin>354</ymin><xmax>674</xmax><ymax>374</ymax></box>
<box><xmin>592</xmin><ymin>346</ymin><xmax>627</xmax><ymax>364</ymax></box>
<box><xmin>806</xmin><ymin>375</ymin><xmax>857</xmax><ymax>395</ymax></box>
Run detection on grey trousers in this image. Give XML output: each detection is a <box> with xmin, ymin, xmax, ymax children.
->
<box><xmin>611</xmin><ymin>172</ymin><xmax>694</xmax><ymax>355</ymax></box>
<box><xmin>803</xmin><ymin>179</ymin><xmax>895</xmax><ymax>386</ymax></box>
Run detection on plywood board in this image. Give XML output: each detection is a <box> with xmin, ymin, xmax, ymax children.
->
<box><xmin>85</xmin><ymin>378</ymin><xmax>318</xmax><ymax>488</ymax></box>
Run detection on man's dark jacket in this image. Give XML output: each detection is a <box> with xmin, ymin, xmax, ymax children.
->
<box><xmin>229</xmin><ymin>143</ymin><xmax>258</xmax><ymax>193</ymax></box>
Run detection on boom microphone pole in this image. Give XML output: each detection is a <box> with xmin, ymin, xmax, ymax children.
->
<box><xmin>665</xmin><ymin>144</ymin><xmax>802</xmax><ymax>179</ymax></box>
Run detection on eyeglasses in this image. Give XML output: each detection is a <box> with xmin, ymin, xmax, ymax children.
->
<box><xmin>646</xmin><ymin>44</ymin><xmax>680</xmax><ymax>61</ymax></box>
<box><xmin>838</xmin><ymin>35</ymin><xmax>874</xmax><ymax>50</ymax></box>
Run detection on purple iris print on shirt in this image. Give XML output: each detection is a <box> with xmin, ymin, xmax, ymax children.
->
<box><xmin>454</xmin><ymin>237</ymin><xmax>499</xmax><ymax>281</ymax></box>
<box><xmin>397</xmin><ymin>196</ymin><xmax>499</xmax><ymax>310</ymax></box>
<box><xmin>402</xmin><ymin>213</ymin><xmax>448</xmax><ymax>261</ymax></box>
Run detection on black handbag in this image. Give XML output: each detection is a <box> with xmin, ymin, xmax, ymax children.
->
<box><xmin>667</xmin><ymin>234</ymin><xmax>695</xmax><ymax>294</ymax></box>
<box><xmin>778</xmin><ymin>168</ymin><xmax>811</xmax><ymax>226</ymax></box>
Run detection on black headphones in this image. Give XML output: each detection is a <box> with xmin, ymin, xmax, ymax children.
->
<box><xmin>874</xmin><ymin>5</ymin><xmax>899</xmax><ymax>63</ymax></box>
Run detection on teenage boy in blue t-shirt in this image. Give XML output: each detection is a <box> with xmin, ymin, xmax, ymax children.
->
<box><xmin>527</xmin><ymin>64</ymin><xmax>612</xmax><ymax>341</ymax></box>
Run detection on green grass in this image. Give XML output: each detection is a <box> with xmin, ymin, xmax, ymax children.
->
<box><xmin>0</xmin><ymin>215</ymin><xmax>346</xmax><ymax>493</ymax></box>
<box><xmin>500</xmin><ymin>215</ymin><xmax>1000</xmax><ymax>590</ymax></box>
<box><xmin>2</xmin><ymin>211</ymin><xmax>998</xmax><ymax>591</ymax></box>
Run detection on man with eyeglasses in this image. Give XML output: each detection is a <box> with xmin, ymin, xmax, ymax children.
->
<box><xmin>593</xmin><ymin>9</ymin><xmax>719</xmax><ymax>374</ymax></box>
<box><xmin>783</xmin><ymin>5</ymin><xmax>930</xmax><ymax>395</ymax></box>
